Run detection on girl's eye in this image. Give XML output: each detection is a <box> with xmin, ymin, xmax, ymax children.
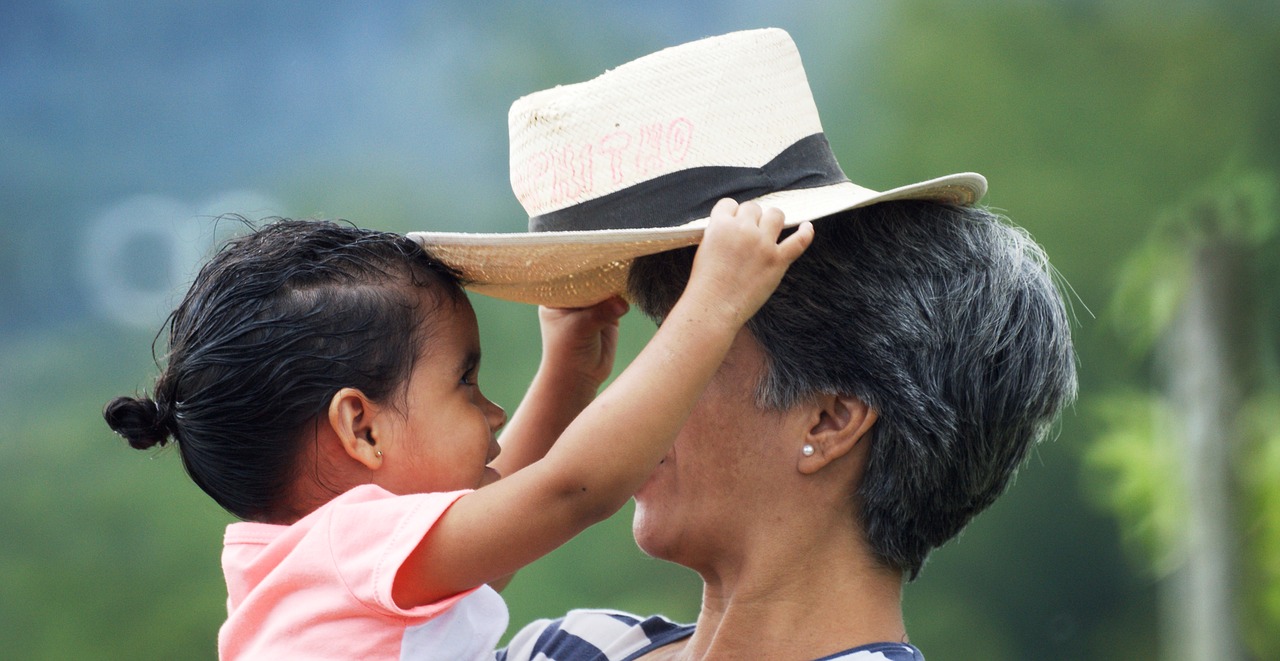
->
<box><xmin>460</xmin><ymin>372</ymin><xmax>477</xmax><ymax>386</ymax></box>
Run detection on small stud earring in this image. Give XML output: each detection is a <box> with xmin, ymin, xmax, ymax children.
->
<box><xmin>802</xmin><ymin>444</ymin><xmax>815</xmax><ymax>457</ymax></box>
<box><xmin>375</xmin><ymin>450</ymin><xmax>383</xmax><ymax>459</ymax></box>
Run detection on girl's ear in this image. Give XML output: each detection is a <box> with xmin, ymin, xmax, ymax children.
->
<box><xmin>797</xmin><ymin>394</ymin><xmax>877</xmax><ymax>475</ymax></box>
<box><xmin>328</xmin><ymin>387</ymin><xmax>384</xmax><ymax>470</ymax></box>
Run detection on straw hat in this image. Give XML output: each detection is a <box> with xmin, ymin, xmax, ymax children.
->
<box><xmin>408</xmin><ymin>28</ymin><xmax>986</xmax><ymax>307</ymax></box>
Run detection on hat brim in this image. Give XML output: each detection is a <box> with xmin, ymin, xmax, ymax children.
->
<box><xmin>408</xmin><ymin>172</ymin><xmax>986</xmax><ymax>307</ymax></box>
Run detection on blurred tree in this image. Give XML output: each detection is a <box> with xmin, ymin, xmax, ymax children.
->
<box><xmin>1089</xmin><ymin>171</ymin><xmax>1279</xmax><ymax>661</ymax></box>
<box><xmin>852</xmin><ymin>1</ymin><xmax>1279</xmax><ymax>659</ymax></box>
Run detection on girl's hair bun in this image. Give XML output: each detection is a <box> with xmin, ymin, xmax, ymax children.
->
<box><xmin>103</xmin><ymin>396</ymin><xmax>173</xmax><ymax>450</ymax></box>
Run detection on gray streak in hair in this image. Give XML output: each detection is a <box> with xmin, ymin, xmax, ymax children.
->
<box><xmin>628</xmin><ymin>200</ymin><xmax>1077</xmax><ymax>579</ymax></box>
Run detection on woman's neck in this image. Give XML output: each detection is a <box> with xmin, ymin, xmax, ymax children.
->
<box><xmin>671</xmin><ymin>525</ymin><xmax>907</xmax><ymax>661</ymax></box>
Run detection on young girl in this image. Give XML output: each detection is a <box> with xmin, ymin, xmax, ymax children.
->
<box><xmin>104</xmin><ymin>199</ymin><xmax>811</xmax><ymax>660</ymax></box>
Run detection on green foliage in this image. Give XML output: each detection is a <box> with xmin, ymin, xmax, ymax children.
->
<box><xmin>1084</xmin><ymin>393</ymin><xmax>1186</xmax><ymax>574</ymax></box>
<box><xmin>1173</xmin><ymin>170</ymin><xmax>1280</xmax><ymax>247</ymax></box>
<box><xmin>1109</xmin><ymin>237</ymin><xmax>1191</xmax><ymax>356</ymax></box>
<box><xmin>1091</xmin><ymin>167</ymin><xmax>1280</xmax><ymax>656</ymax></box>
<box><xmin>1240</xmin><ymin>395</ymin><xmax>1280</xmax><ymax>655</ymax></box>
<box><xmin>1110</xmin><ymin>170</ymin><xmax>1278</xmax><ymax>354</ymax></box>
<box><xmin>0</xmin><ymin>330</ymin><xmax>229</xmax><ymax>659</ymax></box>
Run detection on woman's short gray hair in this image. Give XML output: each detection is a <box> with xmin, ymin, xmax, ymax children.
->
<box><xmin>628</xmin><ymin>200</ymin><xmax>1077</xmax><ymax>579</ymax></box>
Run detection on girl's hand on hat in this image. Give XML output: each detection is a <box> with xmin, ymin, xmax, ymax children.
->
<box><xmin>538</xmin><ymin>296</ymin><xmax>629</xmax><ymax>393</ymax></box>
<box><xmin>687</xmin><ymin>198</ymin><xmax>813</xmax><ymax>328</ymax></box>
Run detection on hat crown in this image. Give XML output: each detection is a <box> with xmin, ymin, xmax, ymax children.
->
<box><xmin>508</xmin><ymin>28</ymin><xmax>825</xmax><ymax>222</ymax></box>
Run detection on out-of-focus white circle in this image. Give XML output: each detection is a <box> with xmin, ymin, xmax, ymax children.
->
<box><xmin>82</xmin><ymin>192</ymin><xmax>281</xmax><ymax>329</ymax></box>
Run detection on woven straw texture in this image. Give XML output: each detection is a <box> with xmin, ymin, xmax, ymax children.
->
<box><xmin>508</xmin><ymin>28</ymin><xmax>821</xmax><ymax>217</ymax></box>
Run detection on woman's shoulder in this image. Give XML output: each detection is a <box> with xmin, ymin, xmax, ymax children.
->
<box><xmin>497</xmin><ymin>609</ymin><xmax>925</xmax><ymax>661</ymax></box>
<box><xmin>498</xmin><ymin>608</ymin><xmax>693</xmax><ymax>661</ymax></box>
<box><xmin>817</xmin><ymin>642</ymin><xmax>925</xmax><ymax>661</ymax></box>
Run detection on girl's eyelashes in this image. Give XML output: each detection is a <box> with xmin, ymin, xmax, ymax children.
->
<box><xmin>458</xmin><ymin>351</ymin><xmax>481</xmax><ymax>387</ymax></box>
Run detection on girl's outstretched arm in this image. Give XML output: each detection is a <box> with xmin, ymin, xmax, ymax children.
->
<box><xmin>393</xmin><ymin>200</ymin><xmax>813</xmax><ymax>608</ymax></box>
<box><xmin>484</xmin><ymin>298</ymin><xmax>626</xmax><ymax>592</ymax></box>
<box><xmin>488</xmin><ymin>297</ymin><xmax>629</xmax><ymax>480</ymax></box>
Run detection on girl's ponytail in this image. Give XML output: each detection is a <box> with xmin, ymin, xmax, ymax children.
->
<box><xmin>103</xmin><ymin>395</ymin><xmax>174</xmax><ymax>450</ymax></box>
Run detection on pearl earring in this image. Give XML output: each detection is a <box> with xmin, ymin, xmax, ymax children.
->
<box><xmin>802</xmin><ymin>444</ymin><xmax>815</xmax><ymax>457</ymax></box>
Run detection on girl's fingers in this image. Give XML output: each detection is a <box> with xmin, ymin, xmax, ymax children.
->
<box><xmin>759</xmin><ymin>206</ymin><xmax>785</xmax><ymax>235</ymax></box>
<box><xmin>711</xmin><ymin>197</ymin><xmax>739</xmax><ymax>218</ymax></box>
<box><xmin>706</xmin><ymin>199</ymin><xmax>800</xmax><ymax>258</ymax></box>
<box><xmin>778</xmin><ymin>221</ymin><xmax>814</xmax><ymax>261</ymax></box>
<box><xmin>735</xmin><ymin>201</ymin><xmax>763</xmax><ymax>224</ymax></box>
<box><xmin>597</xmin><ymin>296</ymin><xmax>629</xmax><ymax>322</ymax></box>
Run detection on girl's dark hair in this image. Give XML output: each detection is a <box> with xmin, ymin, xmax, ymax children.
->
<box><xmin>103</xmin><ymin>219</ymin><xmax>464</xmax><ymax>521</ymax></box>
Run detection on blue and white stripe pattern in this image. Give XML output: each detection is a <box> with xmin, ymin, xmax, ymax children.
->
<box><xmin>497</xmin><ymin>609</ymin><xmax>924</xmax><ymax>661</ymax></box>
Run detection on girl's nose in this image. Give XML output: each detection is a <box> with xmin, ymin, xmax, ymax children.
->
<box><xmin>485</xmin><ymin>397</ymin><xmax>506</xmax><ymax>432</ymax></box>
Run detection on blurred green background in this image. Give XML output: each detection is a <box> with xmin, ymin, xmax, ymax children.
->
<box><xmin>3</xmin><ymin>1</ymin><xmax>1278</xmax><ymax>659</ymax></box>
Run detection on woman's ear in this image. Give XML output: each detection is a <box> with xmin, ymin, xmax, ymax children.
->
<box><xmin>798</xmin><ymin>394</ymin><xmax>877</xmax><ymax>475</ymax></box>
<box><xmin>328</xmin><ymin>387</ymin><xmax>385</xmax><ymax>470</ymax></box>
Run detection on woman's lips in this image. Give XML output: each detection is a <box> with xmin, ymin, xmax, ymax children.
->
<box><xmin>636</xmin><ymin>450</ymin><xmax>673</xmax><ymax>498</ymax></box>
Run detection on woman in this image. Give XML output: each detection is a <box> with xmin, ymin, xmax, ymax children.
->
<box><xmin>412</xmin><ymin>29</ymin><xmax>1077</xmax><ymax>660</ymax></box>
<box><xmin>497</xmin><ymin>199</ymin><xmax>1076</xmax><ymax>661</ymax></box>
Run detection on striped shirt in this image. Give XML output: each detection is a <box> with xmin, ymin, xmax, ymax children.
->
<box><xmin>497</xmin><ymin>609</ymin><xmax>925</xmax><ymax>661</ymax></box>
